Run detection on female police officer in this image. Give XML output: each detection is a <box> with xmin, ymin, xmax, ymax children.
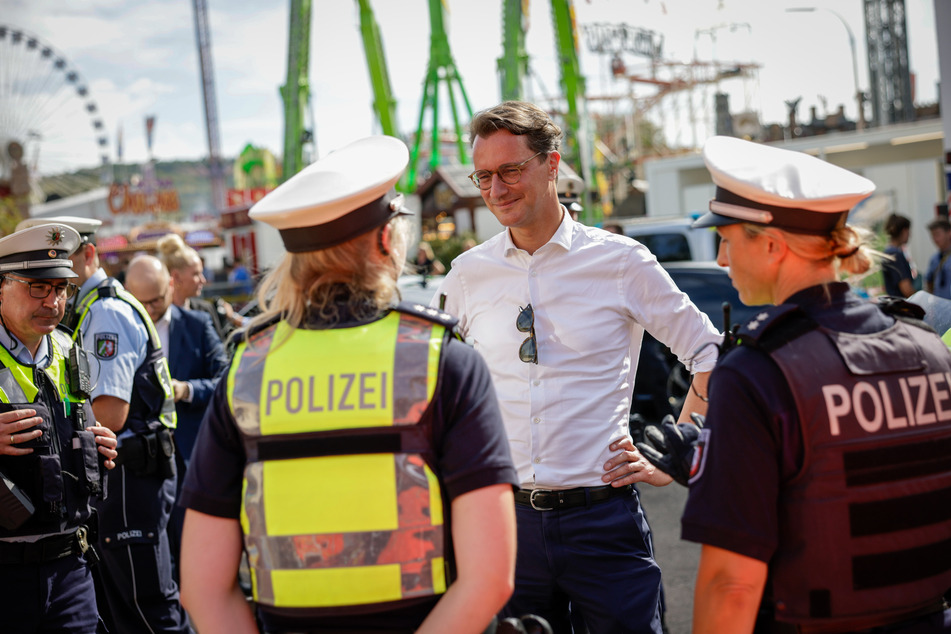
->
<box><xmin>664</xmin><ymin>137</ymin><xmax>951</xmax><ymax>633</ymax></box>
<box><xmin>177</xmin><ymin>136</ymin><xmax>518</xmax><ymax>633</ymax></box>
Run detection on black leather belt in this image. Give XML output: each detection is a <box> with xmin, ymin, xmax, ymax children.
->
<box><xmin>514</xmin><ymin>484</ymin><xmax>633</xmax><ymax>511</ymax></box>
<box><xmin>0</xmin><ymin>527</ymin><xmax>90</xmax><ymax>565</ymax></box>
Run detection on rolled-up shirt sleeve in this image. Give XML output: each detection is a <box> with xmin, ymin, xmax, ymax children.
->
<box><xmin>621</xmin><ymin>247</ymin><xmax>722</xmax><ymax>373</ymax></box>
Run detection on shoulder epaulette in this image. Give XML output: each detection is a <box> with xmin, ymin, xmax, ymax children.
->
<box><xmin>394</xmin><ymin>301</ymin><xmax>459</xmax><ymax>330</ymax></box>
<box><xmin>228</xmin><ymin>314</ymin><xmax>281</xmax><ymax>347</ymax></box>
<box><xmin>736</xmin><ymin>304</ymin><xmax>816</xmax><ymax>352</ymax></box>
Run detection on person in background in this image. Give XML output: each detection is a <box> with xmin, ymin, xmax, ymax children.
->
<box><xmin>645</xmin><ymin>136</ymin><xmax>951</xmax><ymax>634</ymax></box>
<box><xmin>123</xmin><ymin>254</ymin><xmax>228</xmax><ymax>581</ymax></box>
<box><xmin>434</xmin><ymin>100</ymin><xmax>721</xmax><ymax>633</ymax></box>
<box><xmin>413</xmin><ymin>240</ymin><xmax>446</xmax><ymax>277</ymax></box>
<box><xmin>0</xmin><ymin>223</ymin><xmax>117</xmax><ymax>632</ymax></box>
<box><xmin>16</xmin><ymin>215</ymin><xmax>189</xmax><ymax>633</ymax></box>
<box><xmin>925</xmin><ymin>217</ymin><xmax>951</xmax><ymax>299</ymax></box>
<box><xmin>179</xmin><ymin>136</ymin><xmax>517</xmax><ymax>633</ymax></box>
<box><xmin>602</xmin><ymin>223</ymin><xmax>624</xmax><ymax>235</ymax></box>
<box><xmin>881</xmin><ymin>213</ymin><xmax>916</xmax><ymax>297</ymax></box>
<box><xmin>226</xmin><ymin>257</ymin><xmax>253</xmax><ymax>296</ymax></box>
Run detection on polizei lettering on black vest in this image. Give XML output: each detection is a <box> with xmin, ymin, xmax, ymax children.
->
<box><xmin>265</xmin><ymin>372</ymin><xmax>389</xmax><ymax>415</ymax></box>
<box><xmin>822</xmin><ymin>371</ymin><xmax>951</xmax><ymax>435</ymax></box>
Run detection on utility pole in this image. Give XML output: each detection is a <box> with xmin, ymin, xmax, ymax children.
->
<box><xmin>191</xmin><ymin>0</ymin><xmax>226</xmax><ymax>213</ymax></box>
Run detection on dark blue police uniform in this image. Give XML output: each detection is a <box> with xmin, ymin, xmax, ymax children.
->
<box><xmin>70</xmin><ymin>276</ymin><xmax>189</xmax><ymax>633</ymax></box>
<box><xmin>179</xmin><ymin>304</ymin><xmax>518</xmax><ymax>633</ymax></box>
<box><xmin>682</xmin><ymin>282</ymin><xmax>951</xmax><ymax>633</ymax></box>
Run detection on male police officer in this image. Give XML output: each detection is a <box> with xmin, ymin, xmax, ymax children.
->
<box><xmin>16</xmin><ymin>216</ymin><xmax>188</xmax><ymax>633</ymax></box>
<box><xmin>0</xmin><ymin>223</ymin><xmax>118</xmax><ymax>631</ymax></box>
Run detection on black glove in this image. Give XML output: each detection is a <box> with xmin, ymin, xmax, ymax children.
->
<box><xmin>636</xmin><ymin>413</ymin><xmax>705</xmax><ymax>486</ymax></box>
<box><xmin>494</xmin><ymin>615</ymin><xmax>553</xmax><ymax>634</ymax></box>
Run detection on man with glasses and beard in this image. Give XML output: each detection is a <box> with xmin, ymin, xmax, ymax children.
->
<box><xmin>16</xmin><ymin>216</ymin><xmax>189</xmax><ymax>633</ymax></box>
<box><xmin>432</xmin><ymin>100</ymin><xmax>721</xmax><ymax>633</ymax></box>
<box><xmin>0</xmin><ymin>223</ymin><xmax>118</xmax><ymax>631</ymax></box>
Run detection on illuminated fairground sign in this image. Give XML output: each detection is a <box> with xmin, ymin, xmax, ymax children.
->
<box><xmin>108</xmin><ymin>181</ymin><xmax>181</xmax><ymax>215</ymax></box>
<box><xmin>226</xmin><ymin>187</ymin><xmax>272</xmax><ymax>209</ymax></box>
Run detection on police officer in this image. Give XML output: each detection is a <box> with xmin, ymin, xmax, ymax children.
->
<box><xmin>16</xmin><ymin>216</ymin><xmax>189</xmax><ymax>632</ymax></box>
<box><xmin>0</xmin><ymin>223</ymin><xmax>118</xmax><ymax>631</ymax></box>
<box><xmin>641</xmin><ymin>136</ymin><xmax>951</xmax><ymax>633</ymax></box>
<box><xmin>178</xmin><ymin>136</ymin><xmax>519</xmax><ymax>633</ymax></box>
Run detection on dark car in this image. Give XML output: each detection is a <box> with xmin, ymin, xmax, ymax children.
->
<box><xmin>631</xmin><ymin>261</ymin><xmax>765</xmax><ymax>423</ymax></box>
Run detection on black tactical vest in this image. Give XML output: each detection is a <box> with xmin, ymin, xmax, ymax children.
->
<box><xmin>0</xmin><ymin>330</ymin><xmax>102</xmax><ymax>538</ymax></box>
<box><xmin>738</xmin><ymin>304</ymin><xmax>951</xmax><ymax>631</ymax></box>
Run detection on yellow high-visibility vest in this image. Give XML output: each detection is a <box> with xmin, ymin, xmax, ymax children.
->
<box><xmin>228</xmin><ymin>308</ymin><xmax>450</xmax><ymax>611</ymax></box>
<box><xmin>0</xmin><ymin>330</ymin><xmax>78</xmax><ymax>406</ymax></box>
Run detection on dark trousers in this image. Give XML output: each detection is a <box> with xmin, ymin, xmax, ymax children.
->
<box><xmin>93</xmin><ymin>463</ymin><xmax>190</xmax><ymax>633</ymax></box>
<box><xmin>1</xmin><ymin>552</ymin><xmax>102</xmax><ymax>633</ymax></box>
<box><xmin>501</xmin><ymin>488</ymin><xmax>663</xmax><ymax>634</ymax></box>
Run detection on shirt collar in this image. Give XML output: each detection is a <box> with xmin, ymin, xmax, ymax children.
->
<box><xmin>503</xmin><ymin>205</ymin><xmax>574</xmax><ymax>255</ymax></box>
<box><xmin>156</xmin><ymin>305</ymin><xmax>173</xmax><ymax>328</ymax></box>
<box><xmin>0</xmin><ymin>326</ymin><xmax>50</xmax><ymax>367</ymax></box>
<box><xmin>77</xmin><ymin>268</ymin><xmax>108</xmax><ymax>303</ymax></box>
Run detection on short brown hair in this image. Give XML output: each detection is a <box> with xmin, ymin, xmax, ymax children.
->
<box><xmin>927</xmin><ymin>217</ymin><xmax>951</xmax><ymax>233</ymax></box>
<box><xmin>469</xmin><ymin>101</ymin><xmax>563</xmax><ymax>155</ymax></box>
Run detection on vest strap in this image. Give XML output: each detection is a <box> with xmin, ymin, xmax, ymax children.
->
<box><xmin>256</xmin><ymin>428</ymin><xmax>428</xmax><ymax>462</ymax></box>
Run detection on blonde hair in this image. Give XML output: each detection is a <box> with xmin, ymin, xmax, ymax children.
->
<box><xmin>156</xmin><ymin>234</ymin><xmax>200</xmax><ymax>273</ymax></box>
<box><xmin>742</xmin><ymin>222</ymin><xmax>874</xmax><ymax>276</ymax></box>
<box><xmin>245</xmin><ymin>217</ymin><xmax>410</xmax><ymax>341</ymax></box>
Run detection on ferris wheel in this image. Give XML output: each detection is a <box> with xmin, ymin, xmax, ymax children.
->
<box><xmin>0</xmin><ymin>24</ymin><xmax>110</xmax><ymax>189</ymax></box>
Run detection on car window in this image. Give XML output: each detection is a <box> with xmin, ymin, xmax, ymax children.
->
<box><xmin>636</xmin><ymin>233</ymin><xmax>691</xmax><ymax>262</ymax></box>
<box><xmin>667</xmin><ymin>268</ymin><xmax>762</xmax><ymax>329</ymax></box>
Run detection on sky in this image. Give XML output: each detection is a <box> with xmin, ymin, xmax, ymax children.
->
<box><xmin>2</xmin><ymin>0</ymin><xmax>941</xmax><ymax>178</ymax></box>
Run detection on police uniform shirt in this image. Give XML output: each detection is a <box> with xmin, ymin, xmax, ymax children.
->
<box><xmin>179</xmin><ymin>307</ymin><xmax>518</xmax><ymax>630</ymax></box>
<box><xmin>926</xmin><ymin>248</ymin><xmax>951</xmax><ymax>300</ymax></box>
<box><xmin>681</xmin><ymin>282</ymin><xmax>894</xmax><ymax>562</ymax></box>
<box><xmin>75</xmin><ymin>269</ymin><xmax>149</xmax><ymax>407</ymax></box>
<box><xmin>0</xmin><ymin>326</ymin><xmax>51</xmax><ymax>367</ymax></box>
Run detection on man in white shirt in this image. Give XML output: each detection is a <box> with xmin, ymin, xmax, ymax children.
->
<box><xmin>433</xmin><ymin>101</ymin><xmax>721</xmax><ymax>633</ymax></box>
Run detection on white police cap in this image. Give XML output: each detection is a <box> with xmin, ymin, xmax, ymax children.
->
<box><xmin>0</xmin><ymin>223</ymin><xmax>81</xmax><ymax>279</ymax></box>
<box><xmin>16</xmin><ymin>215</ymin><xmax>103</xmax><ymax>244</ymax></box>
<box><xmin>692</xmin><ymin>136</ymin><xmax>875</xmax><ymax>235</ymax></box>
<box><xmin>250</xmin><ymin>136</ymin><xmax>412</xmax><ymax>252</ymax></box>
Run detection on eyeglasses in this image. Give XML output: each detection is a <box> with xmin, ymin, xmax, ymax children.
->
<box><xmin>516</xmin><ymin>304</ymin><xmax>537</xmax><ymax>364</ymax></box>
<box><xmin>468</xmin><ymin>152</ymin><xmax>544</xmax><ymax>190</ymax></box>
<box><xmin>3</xmin><ymin>276</ymin><xmax>78</xmax><ymax>300</ymax></box>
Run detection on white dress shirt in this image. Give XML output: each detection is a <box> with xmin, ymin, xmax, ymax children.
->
<box><xmin>154</xmin><ymin>305</ymin><xmax>171</xmax><ymax>357</ymax></box>
<box><xmin>434</xmin><ymin>211</ymin><xmax>721</xmax><ymax>489</ymax></box>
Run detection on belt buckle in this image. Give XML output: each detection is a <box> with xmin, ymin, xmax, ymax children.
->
<box><xmin>529</xmin><ymin>489</ymin><xmax>554</xmax><ymax>511</ymax></box>
<box><xmin>76</xmin><ymin>527</ymin><xmax>89</xmax><ymax>554</ymax></box>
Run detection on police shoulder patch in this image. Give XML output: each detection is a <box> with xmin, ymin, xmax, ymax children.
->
<box><xmin>736</xmin><ymin>304</ymin><xmax>811</xmax><ymax>346</ymax></box>
<box><xmin>687</xmin><ymin>428</ymin><xmax>711</xmax><ymax>485</ymax></box>
<box><xmin>395</xmin><ymin>300</ymin><xmax>459</xmax><ymax>329</ymax></box>
<box><xmin>95</xmin><ymin>333</ymin><xmax>119</xmax><ymax>359</ymax></box>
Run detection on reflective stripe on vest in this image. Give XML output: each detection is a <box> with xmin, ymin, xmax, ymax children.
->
<box><xmin>74</xmin><ymin>284</ymin><xmax>177</xmax><ymax>429</ymax></box>
<box><xmin>228</xmin><ymin>310</ymin><xmax>447</xmax><ymax>610</ymax></box>
<box><xmin>0</xmin><ymin>333</ymin><xmax>75</xmax><ymax>405</ymax></box>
